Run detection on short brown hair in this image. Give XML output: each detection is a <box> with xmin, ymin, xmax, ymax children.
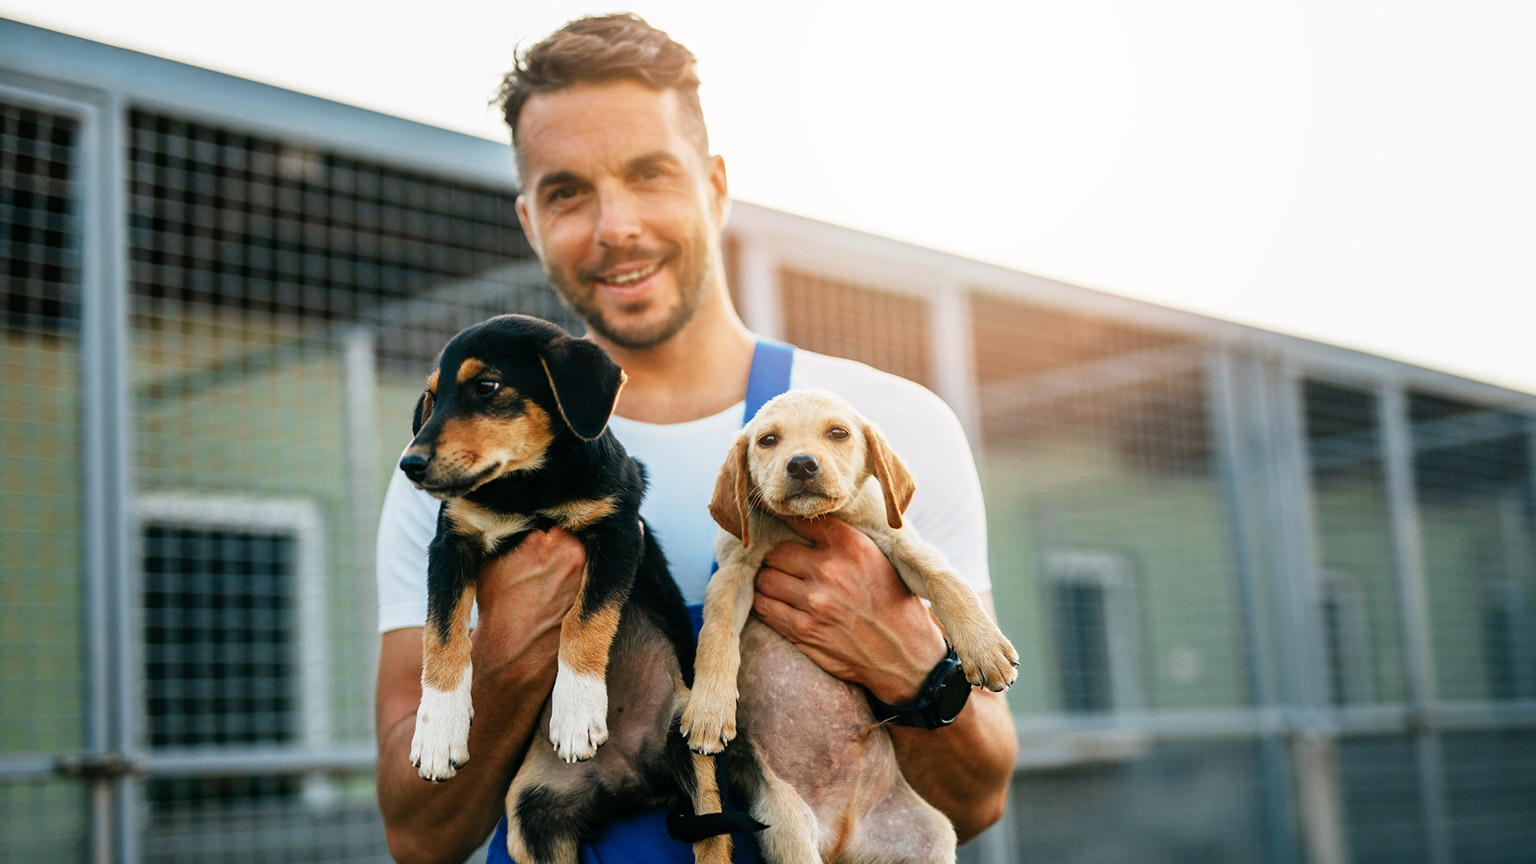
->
<box><xmin>498</xmin><ymin>14</ymin><xmax>708</xmax><ymax>177</ymax></box>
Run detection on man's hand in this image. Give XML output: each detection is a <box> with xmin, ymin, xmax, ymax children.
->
<box><xmin>752</xmin><ymin>516</ymin><xmax>947</xmax><ymax>705</ymax></box>
<box><xmin>749</xmin><ymin>516</ymin><xmax>1016</xmax><ymax>843</ymax></box>
<box><xmin>375</xmin><ymin>528</ymin><xmax>586</xmax><ymax>864</ymax></box>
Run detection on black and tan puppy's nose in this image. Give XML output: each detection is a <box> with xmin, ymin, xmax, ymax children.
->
<box><xmin>399</xmin><ymin>453</ymin><xmax>430</xmax><ymax>483</ymax></box>
<box><xmin>786</xmin><ymin>454</ymin><xmax>820</xmax><ymax>480</ymax></box>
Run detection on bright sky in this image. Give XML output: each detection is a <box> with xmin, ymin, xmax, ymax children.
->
<box><xmin>5</xmin><ymin>1</ymin><xmax>1534</xmax><ymax>395</ymax></box>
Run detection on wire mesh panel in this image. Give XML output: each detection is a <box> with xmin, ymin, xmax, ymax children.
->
<box><xmin>965</xmin><ymin>292</ymin><xmax>1279</xmax><ymax>862</ymax></box>
<box><xmin>1010</xmin><ymin>740</ymin><xmax>1277</xmax><ymax>863</ymax></box>
<box><xmin>969</xmin><ymin>293</ymin><xmax>1248</xmax><ymax>718</ymax></box>
<box><xmin>1338</xmin><ymin>734</ymin><xmax>1429</xmax><ymax>864</ymax></box>
<box><xmin>0</xmin><ymin>98</ymin><xmax>89</xmax><ymax>860</ymax></box>
<box><xmin>778</xmin><ymin>268</ymin><xmax>933</xmax><ymax>389</ymax></box>
<box><xmin>1407</xmin><ymin>393</ymin><xmax>1536</xmax><ymax>703</ymax></box>
<box><xmin>1301</xmin><ymin>380</ymin><xmax>1411</xmax><ymax>706</ymax></box>
<box><xmin>124</xmin><ymin>107</ymin><xmax>566</xmax><ymax>862</ymax></box>
<box><xmin>1441</xmin><ymin>730</ymin><xmax>1536</xmax><ymax>864</ymax></box>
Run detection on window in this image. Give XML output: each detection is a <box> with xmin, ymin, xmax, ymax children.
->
<box><xmin>1044</xmin><ymin>551</ymin><xmax>1142</xmax><ymax>714</ymax></box>
<box><xmin>136</xmin><ymin>495</ymin><xmax>329</xmax><ymax>812</ymax></box>
<box><xmin>1319</xmin><ymin>572</ymin><xmax>1375</xmax><ymax>706</ymax></box>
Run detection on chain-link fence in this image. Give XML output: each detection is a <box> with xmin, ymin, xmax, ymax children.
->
<box><xmin>4</xmin><ymin>20</ymin><xmax>1534</xmax><ymax>864</ymax></box>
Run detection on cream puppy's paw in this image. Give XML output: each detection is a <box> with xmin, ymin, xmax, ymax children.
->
<box><xmin>952</xmin><ymin>626</ymin><xmax>1020</xmax><ymax>692</ymax></box>
<box><xmin>679</xmin><ymin>686</ymin><xmax>738</xmax><ymax>755</ymax></box>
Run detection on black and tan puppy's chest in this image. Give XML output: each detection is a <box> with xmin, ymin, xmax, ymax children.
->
<box><xmin>397</xmin><ymin>314</ymin><xmax>734</xmax><ymax>864</ymax></box>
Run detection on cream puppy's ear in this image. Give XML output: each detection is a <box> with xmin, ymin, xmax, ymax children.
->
<box><xmin>864</xmin><ymin>422</ymin><xmax>915</xmax><ymax>529</ymax></box>
<box><xmin>709</xmin><ymin>433</ymin><xmax>753</xmax><ymax>546</ymax></box>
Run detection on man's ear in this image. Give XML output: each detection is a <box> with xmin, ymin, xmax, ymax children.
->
<box><xmin>707</xmin><ymin>154</ymin><xmax>730</xmax><ymax>228</ymax></box>
<box><xmin>515</xmin><ymin>195</ymin><xmax>540</xmax><ymax>251</ymax></box>
<box><xmin>864</xmin><ymin>422</ymin><xmax>915</xmax><ymax>530</ymax></box>
<box><xmin>708</xmin><ymin>434</ymin><xmax>753</xmax><ymax>546</ymax></box>
<box><xmin>538</xmin><ymin>337</ymin><xmax>626</xmax><ymax>441</ymax></box>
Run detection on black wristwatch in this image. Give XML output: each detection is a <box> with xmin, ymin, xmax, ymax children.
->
<box><xmin>866</xmin><ymin>647</ymin><xmax>970</xmax><ymax>730</ymax></box>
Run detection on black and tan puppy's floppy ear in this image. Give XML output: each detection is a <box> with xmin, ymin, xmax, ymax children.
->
<box><xmin>537</xmin><ymin>336</ymin><xmax>626</xmax><ymax>441</ymax></box>
<box><xmin>708</xmin><ymin>434</ymin><xmax>753</xmax><ymax>547</ymax></box>
<box><xmin>411</xmin><ymin>379</ymin><xmax>436</xmax><ymax>436</ymax></box>
<box><xmin>864</xmin><ymin>422</ymin><xmax>916</xmax><ymax>530</ymax></box>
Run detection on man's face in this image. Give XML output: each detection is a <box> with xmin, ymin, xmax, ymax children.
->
<box><xmin>514</xmin><ymin>80</ymin><xmax>728</xmax><ymax>350</ymax></box>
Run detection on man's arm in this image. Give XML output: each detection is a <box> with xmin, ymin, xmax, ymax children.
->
<box><xmin>752</xmin><ymin>517</ymin><xmax>1017</xmax><ymax>842</ymax></box>
<box><xmin>375</xmin><ymin>530</ymin><xmax>586</xmax><ymax>864</ymax></box>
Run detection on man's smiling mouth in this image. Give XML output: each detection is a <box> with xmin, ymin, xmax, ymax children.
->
<box><xmin>599</xmin><ymin>260</ymin><xmax>662</xmax><ymax>286</ymax></box>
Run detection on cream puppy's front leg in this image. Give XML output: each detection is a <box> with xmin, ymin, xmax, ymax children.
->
<box><xmin>681</xmin><ymin>534</ymin><xmax>769</xmax><ymax>754</ymax></box>
<box><xmin>883</xmin><ymin>529</ymin><xmax>1019</xmax><ymax>692</ymax></box>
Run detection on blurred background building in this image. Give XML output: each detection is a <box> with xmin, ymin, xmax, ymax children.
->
<box><xmin>3</xmin><ymin>18</ymin><xmax>1534</xmax><ymax>864</ymax></box>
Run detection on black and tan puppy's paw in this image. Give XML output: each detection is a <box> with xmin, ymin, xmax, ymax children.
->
<box><xmin>410</xmin><ymin>679</ymin><xmax>474</xmax><ymax>781</ymax></box>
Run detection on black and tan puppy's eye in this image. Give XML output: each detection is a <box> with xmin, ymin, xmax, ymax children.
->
<box><xmin>475</xmin><ymin>379</ymin><xmax>501</xmax><ymax>396</ymax></box>
<box><xmin>828</xmin><ymin>427</ymin><xmax>850</xmax><ymax>441</ymax></box>
<box><xmin>757</xmin><ymin>433</ymin><xmax>778</xmax><ymax>448</ymax></box>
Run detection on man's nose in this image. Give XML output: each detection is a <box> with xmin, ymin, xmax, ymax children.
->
<box><xmin>595</xmin><ymin>189</ymin><xmax>642</xmax><ymax>247</ymax></box>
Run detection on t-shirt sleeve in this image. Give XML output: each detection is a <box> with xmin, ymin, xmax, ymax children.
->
<box><xmin>897</xmin><ymin>393</ymin><xmax>993</xmax><ymax>596</ymax></box>
<box><xmin>376</xmin><ymin>468</ymin><xmax>437</xmax><ymax>633</ymax></box>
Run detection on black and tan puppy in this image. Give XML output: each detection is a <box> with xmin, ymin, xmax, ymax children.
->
<box><xmin>398</xmin><ymin>314</ymin><xmax>736</xmax><ymax>864</ymax></box>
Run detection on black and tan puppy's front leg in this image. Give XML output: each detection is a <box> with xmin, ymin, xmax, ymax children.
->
<box><xmin>547</xmin><ymin>521</ymin><xmax>639</xmax><ymax>763</ymax></box>
<box><xmin>411</xmin><ymin>531</ymin><xmax>484</xmax><ymax>781</ymax></box>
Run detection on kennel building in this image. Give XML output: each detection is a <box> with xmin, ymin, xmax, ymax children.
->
<box><xmin>2</xmin><ymin>18</ymin><xmax>1534</xmax><ymax>864</ymax></box>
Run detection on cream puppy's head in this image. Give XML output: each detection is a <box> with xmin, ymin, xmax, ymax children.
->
<box><xmin>709</xmin><ymin>389</ymin><xmax>916</xmax><ymax>547</ymax></box>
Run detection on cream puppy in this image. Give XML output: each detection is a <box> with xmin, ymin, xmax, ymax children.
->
<box><xmin>682</xmin><ymin>388</ymin><xmax>1017</xmax><ymax>863</ymax></box>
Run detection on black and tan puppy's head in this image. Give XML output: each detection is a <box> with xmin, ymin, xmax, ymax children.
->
<box><xmin>398</xmin><ymin>314</ymin><xmax>626</xmax><ymax>499</ymax></box>
<box><xmin>709</xmin><ymin>389</ymin><xmax>915</xmax><ymax>547</ymax></box>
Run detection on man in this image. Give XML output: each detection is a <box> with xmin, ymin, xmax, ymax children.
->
<box><xmin>374</xmin><ymin>14</ymin><xmax>1016</xmax><ymax>864</ymax></box>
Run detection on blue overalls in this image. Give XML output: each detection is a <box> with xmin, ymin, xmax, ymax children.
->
<box><xmin>487</xmin><ymin>341</ymin><xmax>792</xmax><ymax>864</ymax></box>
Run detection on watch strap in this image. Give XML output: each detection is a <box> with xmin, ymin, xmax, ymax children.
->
<box><xmin>866</xmin><ymin>647</ymin><xmax>968</xmax><ymax>730</ymax></box>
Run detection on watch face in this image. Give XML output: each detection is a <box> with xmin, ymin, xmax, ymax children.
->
<box><xmin>936</xmin><ymin>667</ymin><xmax>970</xmax><ymax>724</ymax></box>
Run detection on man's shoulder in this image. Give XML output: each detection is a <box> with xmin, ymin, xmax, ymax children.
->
<box><xmin>788</xmin><ymin>347</ymin><xmax>957</xmax><ymax>433</ymax></box>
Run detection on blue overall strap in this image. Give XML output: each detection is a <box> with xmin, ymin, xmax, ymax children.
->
<box><xmin>486</xmin><ymin>341</ymin><xmax>792</xmax><ymax>864</ymax></box>
<box><xmin>743</xmin><ymin>340</ymin><xmax>794</xmax><ymax>426</ymax></box>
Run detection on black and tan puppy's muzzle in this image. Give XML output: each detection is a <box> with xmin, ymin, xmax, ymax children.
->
<box><xmin>397</xmin><ymin>442</ymin><xmax>502</xmax><ymax>499</ymax></box>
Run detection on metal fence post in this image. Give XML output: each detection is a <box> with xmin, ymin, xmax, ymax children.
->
<box><xmin>1268</xmin><ymin>361</ymin><xmax>1352</xmax><ymax>864</ymax></box>
<box><xmin>1208</xmin><ymin>348</ymin><xmax>1299</xmax><ymax>864</ymax></box>
<box><xmin>1377</xmin><ymin>384</ymin><xmax>1453</xmax><ymax>864</ymax></box>
<box><xmin>79</xmin><ymin>87</ymin><xmax>138</xmax><ymax>864</ymax></box>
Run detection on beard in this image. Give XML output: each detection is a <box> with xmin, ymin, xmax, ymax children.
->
<box><xmin>547</xmin><ymin>237</ymin><xmax>712</xmax><ymax>351</ymax></box>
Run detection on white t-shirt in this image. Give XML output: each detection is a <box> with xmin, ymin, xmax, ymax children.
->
<box><xmin>375</xmin><ymin>346</ymin><xmax>990</xmax><ymax>633</ymax></box>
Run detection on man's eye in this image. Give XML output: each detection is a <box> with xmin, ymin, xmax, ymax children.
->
<box><xmin>548</xmin><ymin>186</ymin><xmax>579</xmax><ymax>202</ymax></box>
<box><xmin>828</xmin><ymin>427</ymin><xmax>850</xmax><ymax>440</ymax></box>
<box><xmin>757</xmin><ymin>434</ymin><xmax>778</xmax><ymax>448</ymax></box>
<box><xmin>476</xmin><ymin>380</ymin><xmax>501</xmax><ymax>396</ymax></box>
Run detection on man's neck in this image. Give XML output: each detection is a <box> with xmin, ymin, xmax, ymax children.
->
<box><xmin>599</xmin><ymin>301</ymin><xmax>757</xmax><ymax>425</ymax></box>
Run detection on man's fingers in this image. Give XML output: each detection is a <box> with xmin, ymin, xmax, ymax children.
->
<box><xmin>754</xmin><ymin>565</ymin><xmax>808</xmax><ymax>609</ymax></box>
<box><xmin>761</xmin><ymin>541</ymin><xmax>817</xmax><ymax>580</ymax></box>
<box><xmin>753</xmin><ymin>590</ymin><xmax>812</xmax><ymax>643</ymax></box>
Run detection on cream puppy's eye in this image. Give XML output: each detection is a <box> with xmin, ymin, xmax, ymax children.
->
<box><xmin>757</xmin><ymin>433</ymin><xmax>778</xmax><ymax>448</ymax></box>
<box><xmin>828</xmin><ymin>427</ymin><xmax>850</xmax><ymax>440</ymax></box>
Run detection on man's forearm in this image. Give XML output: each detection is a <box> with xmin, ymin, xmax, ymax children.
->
<box><xmin>376</xmin><ymin>628</ymin><xmax>560</xmax><ymax>864</ymax></box>
<box><xmin>889</xmin><ymin>689</ymin><xmax>1017</xmax><ymax>843</ymax></box>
